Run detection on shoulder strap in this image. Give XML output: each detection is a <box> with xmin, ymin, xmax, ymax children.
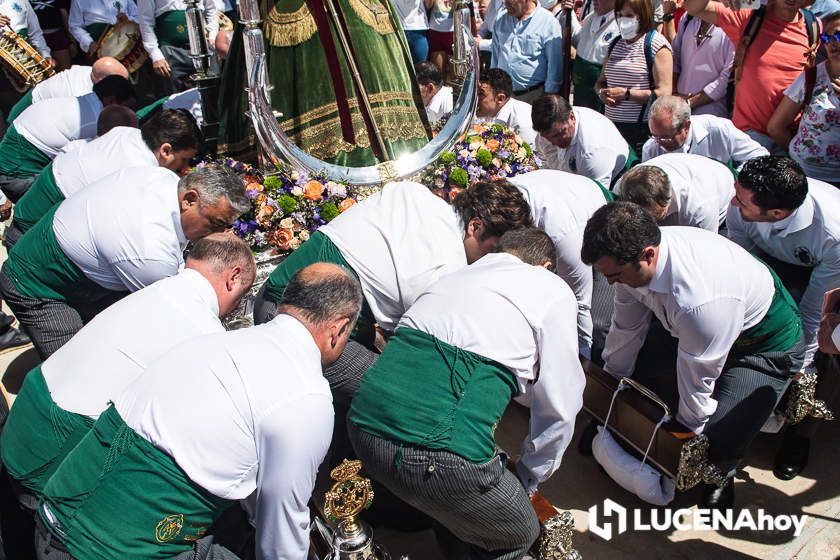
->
<box><xmin>644</xmin><ymin>29</ymin><xmax>656</xmax><ymax>89</ymax></box>
<box><xmin>607</xmin><ymin>35</ymin><xmax>621</xmax><ymax>58</ymax></box>
<box><xmin>732</xmin><ymin>6</ymin><xmax>766</xmax><ymax>84</ymax></box>
<box><xmin>803</xmin><ymin>65</ymin><xmax>818</xmax><ymax>107</ymax></box>
<box><xmin>800</xmin><ymin>8</ymin><xmax>821</xmax><ymax>69</ymax></box>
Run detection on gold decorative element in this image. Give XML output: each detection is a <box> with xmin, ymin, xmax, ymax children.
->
<box><xmin>675</xmin><ymin>435</ymin><xmax>728</xmax><ymax>491</ymax></box>
<box><xmin>278</xmin><ymin>92</ymin><xmax>417</xmax><ymax>131</ymax></box>
<box><xmin>0</xmin><ymin>30</ymin><xmax>54</xmax><ymax>93</ymax></box>
<box><xmin>376</xmin><ymin>161</ymin><xmax>399</xmax><ymax>183</ymax></box>
<box><xmin>348</xmin><ymin>0</ymin><xmax>395</xmax><ymax>34</ymax></box>
<box><xmin>154</xmin><ymin>514</ymin><xmax>184</xmax><ymax>543</ymax></box>
<box><xmin>785</xmin><ymin>371</ymin><xmax>835</xmax><ymax>424</ymax></box>
<box><xmin>324</xmin><ymin>459</ymin><xmax>374</xmax><ymax>534</ymax></box>
<box><xmin>537</xmin><ymin>511</ymin><xmax>582</xmax><ymax>560</ymax></box>
<box><xmin>265</xmin><ymin>3</ymin><xmax>318</xmax><ymax>47</ymax></box>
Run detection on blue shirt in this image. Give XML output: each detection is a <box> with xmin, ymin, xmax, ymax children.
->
<box><xmin>491</xmin><ymin>6</ymin><xmax>564</xmax><ymax>93</ymax></box>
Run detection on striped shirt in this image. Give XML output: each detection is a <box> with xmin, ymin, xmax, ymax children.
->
<box><xmin>603</xmin><ymin>31</ymin><xmax>670</xmax><ymax>123</ymax></box>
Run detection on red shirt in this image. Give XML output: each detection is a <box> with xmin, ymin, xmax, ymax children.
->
<box><xmin>716</xmin><ymin>7</ymin><xmax>815</xmax><ymax>134</ymax></box>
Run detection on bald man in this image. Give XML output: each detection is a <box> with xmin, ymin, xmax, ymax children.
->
<box><xmin>6</xmin><ymin>58</ymin><xmax>129</xmax><ymax>123</ymax></box>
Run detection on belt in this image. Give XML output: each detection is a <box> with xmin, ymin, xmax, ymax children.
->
<box><xmin>513</xmin><ymin>82</ymin><xmax>544</xmax><ymax>95</ymax></box>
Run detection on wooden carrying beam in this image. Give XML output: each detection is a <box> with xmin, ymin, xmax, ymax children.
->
<box><xmin>581</xmin><ymin>359</ymin><xmax>696</xmax><ymax>480</ymax></box>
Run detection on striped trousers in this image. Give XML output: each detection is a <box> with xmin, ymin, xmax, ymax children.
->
<box><xmin>348</xmin><ymin>425</ymin><xmax>539</xmax><ymax>560</ymax></box>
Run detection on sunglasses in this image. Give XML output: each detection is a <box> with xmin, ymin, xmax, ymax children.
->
<box><xmin>821</xmin><ymin>32</ymin><xmax>840</xmax><ymax>45</ymax></box>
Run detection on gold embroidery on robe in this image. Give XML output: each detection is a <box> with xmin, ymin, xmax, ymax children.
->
<box><xmin>347</xmin><ymin>0</ymin><xmax>395</xmax><ymax>34</ymax></box>
<box><xmin>264</xmin><ymin>3</ymin><xmax>317</xmax><ymax>47</ymax></box>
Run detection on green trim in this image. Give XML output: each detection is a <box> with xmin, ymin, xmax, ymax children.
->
<box><xmin>11</xmin><ymin>163</ymin><xmax>64</xmax><ymax>234</ymax></box>
<box><xmin>136</xmin><ymin>96</ymin><xmax>170</xmax><ymax>126</ymax></box>
<box><xmin>7</xmin><ymin>89</ymin><xmax>34</xmax><ymax>123</ymax></box>
<box><xmin>155</xmin><ymin>10</ymin><xmax>190</xmax><ymax>48</ymax></box>
<box><xmin>593</xmin><ymin>179</ymin><xmax>615</xmax><ymax>202</ymax></box>
<box><xmin>0</xmin><ymin>124</ymin><xmax>52</xmax><ymax>178</ymax></box>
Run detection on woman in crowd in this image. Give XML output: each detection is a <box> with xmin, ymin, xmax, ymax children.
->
<box><xmin>767</xmin><ymin>11</ymin><xmax>840</xmax><ymax>187</ymax></box>
<box><xmin>427</xmin><ymin>0</ymin><xmax>454</xmax><ymax>77</ymax></box>
<box><xmin>561</xmin><ymin>0</ymin><xmax>619</xmax><ymax>111</ymax></box>
<box><xmin>394</xmin><ymin>0</ymin><xmax>430</xmax><ymax>64</ymax></box>
<box><xmin>672</xmin><ymin>13</ymin><xmax>734</xmax><ymax>117</ymax></box>
<box><xmin>595</xmin><ymin>0</ymin><xmax>672</xmax><ymax>156</ymax></box>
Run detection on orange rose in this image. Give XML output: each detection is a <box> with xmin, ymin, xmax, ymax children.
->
<box><xmin>246</xmin><ymin>181</ymin><xmax>263</xmax><ymax>193</ymax></box>
<box><xmin>303</xmin><ymin>180</ymin><xmax>324</xmax><ymax>201</ymax></box>
<box><xmin>448</xmin><ymin>187</ymin><xmax>463</xmax><ymax>202</ymax></box>
<box><xmin>274</xmin><ymin>227</ymin><xmax>294</xmax><ymax>248</ymax></box>
<box><xmin>486</xmin><ymin>138</ymin><xmax>500</xmax><ymax>151</ymax></box>
<box><xmin>338</xmin><ymin>198</ymin><xmax>356</xmax><ymax>212</ymax></box>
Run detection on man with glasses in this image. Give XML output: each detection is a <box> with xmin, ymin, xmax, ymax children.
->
<box><xmin>642</xmin><ymin>95</ymin><xmax>768</xmax><ymax>166</ymax></box>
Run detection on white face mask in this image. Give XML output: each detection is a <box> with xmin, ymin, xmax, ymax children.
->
<box><xmin>539</xmin><ymin>0</ymin><xmax>558</xmax><ymax>9</ymax></box>
<box><xmin>617</xmin><ymin>16</ymin><xmax>640</xmax><ymax>39</ymax></box>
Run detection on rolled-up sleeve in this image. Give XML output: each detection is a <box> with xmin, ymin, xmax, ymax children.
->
<box><xmin>137</xmin><ymin>0</ymin><xmax>164</xmax><ymax>62</ymax></box>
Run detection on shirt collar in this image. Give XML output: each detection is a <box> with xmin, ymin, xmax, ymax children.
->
<box><xmin>171</xmin><ymin>195</ymin><xmax>188</xmax><ymax>249</ymax></box>
<box><xmin>686</xmin><ymin>117</ymin><xmax>708</xmax><ymax>150</ymax></box>
<box><xmin>646</xmin><ymin>235</ymin><xmax>671</xmax><ymax>294</ymax></box>
<box><xmin>494</xmin><ymin>99</ymin><xmax>513</xmax><ymax>121</ymax></box>
<box><xmin>180</xmin><ymin>267</ymin><xmax>220</xmax><ymax>318</ymax></box>
<box><xmin>770</xmin><ymin>194</ymin><xmax>815</xmax><ymax>237</ymax></box>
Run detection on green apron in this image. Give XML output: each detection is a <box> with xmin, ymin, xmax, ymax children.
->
<box><xmin>572</xmin><ymin>57</ymin><xmax>603</xmax><ymax>112</ymax></box>
<box><xmin>155</xmin><ymin>10</ymin><xmax>190</xmax><ymax>49</ymax></box>
<box><xmin>6</xmin><ymin>89</ymin><xmax>34</xmax><ymax>123</ymax></box>
<box><xmin>0</xmin><ymin>124</ymin><xmax>52</xmax><ymax>178</ymax></box>
<box><xmin>731</xmin><ymin>262</ymin><xmax>803</xmax><ymax>355</ymax></box>
<box><xmin>84</xmin><ymin>22</ymin><xmax>109</xmax><ymax>43</ymax></box>
<box><xmin>136</xmin><ymin>96</ymin><xmax>170</xmax><ymax>126</ymax></box>
<box><xmin>593</xmin><ymin>179</ymin><xmax>615</xmax><ymax>202</ymax></box>
<box><xmin>0</xmin><ymin>366</ymin><xmax>93</xmax><ymax>497</ymax></box>
<box><xmin>350</xmin><ymin>327</ymin><xmax>518</xmax><ymax>463</ymax></box>
<box><xmin>41</xmin><ymin>406</ymin><xmax>231</xmax><ymax>559</ymax></box>
<box><xmin>10</xmin><ymin>163</ymin><xmax>64</xmax><ymax>234</ymax></box>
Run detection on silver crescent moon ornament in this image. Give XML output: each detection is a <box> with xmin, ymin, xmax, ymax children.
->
<box><xmin>238</xmin><ymin>0</ymin><xmax>479</xmax><ymax>186</ymax></box>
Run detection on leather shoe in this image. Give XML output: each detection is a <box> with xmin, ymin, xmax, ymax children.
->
<box><xmin>700</xmin><ymin>478</ymin><xmax>734</xmax><ymax>511</ymax></box>
<box><xmin>0</xmin><ymin>313</ymin><xmax>15</xmax><ymax>332</ymax></box>
<box><xmin>773</xmin><ymin>431</ymin><xmax>810</xmax><ymax>481</ymax></box>
<box><xmin>0</xmin><ymin>327</ymin><xmax>30</xmax><ymax>354</ymax></box>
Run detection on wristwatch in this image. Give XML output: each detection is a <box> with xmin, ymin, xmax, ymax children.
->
<box><xmin>624</xmin><ymin>88</ymin><xmax>631</xmax><ymax>101</ymax></box>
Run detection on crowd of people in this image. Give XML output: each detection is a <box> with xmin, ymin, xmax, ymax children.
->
<box><xmin>0</xmin><ymin>0</ymin><xmax>835</xmax><ymax>558</ymax></box>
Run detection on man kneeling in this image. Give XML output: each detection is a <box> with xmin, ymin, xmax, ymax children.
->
<box><xmin>348</xmin><ymin>228</ymin><xmax>585</xmax><ymax>560</ymax></box>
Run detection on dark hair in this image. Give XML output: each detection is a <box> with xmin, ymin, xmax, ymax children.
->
<box><xmin>142</xmin><ymin>109</ymin><xmax>204</xmax><ymax>153</ymax></box>
<box><xmin>92</xmin><ymin>75</ymin><xmax>136</xmax><ymax>106</ymax></box>
<box><xmin>96</xmin><ymin>105</ymin><xmax>137</xmax><ymax>136</ymax></box>
<box><xmin>279</xmin><ymin>263</ymin><xmax>364</xmax><ymax>325</ymax></box>
<box><xmin>619</xmin><ymin>165</ymin><xmax>671</xmax><ymax>211</ymax></box>
<box><xmin>737</xmin><ymin>156</ymin><xmax>808</xmax><ymax>212</ymax></box>
<box><xmin>452</xmin><ymin>179</ymin><xmax>534</xmax><ymax>240</ymax></box>
<box><xmin>187</xmin><ymin>232</ymin><xmax>256</xmax><ymax>284</ymax></box>
<box><xmin>581</xmin><ymin>201</ymin><xmax>661</xmax><ymax>265</ymax></box>
<box><xmin>479</xmin><ymin>68</ymin><xmax>513</xmax><ymax>98</ymax></box>
<box><xmin>179</xmin><ymin>164</ymin><xmax>251</xmax><ymax>216</ymax></box>
<box><xmin>415</xmin><ymin>61</ymin><xmax>443</xmax><ymax>86</ymax></box>
<box><xmin>614</xmin><ymin>0</ymin><xmax>655</xmax><ymax>33</ymax></box>
<box><xmin>497</xmin><ymin>228</ymin><xmax>557</xmax><ymax>272</ymax></box>
<box><xmin>531</xmin><ymin>94</ymin><xmax>573</xmax><ymax>133</ymax></box>
<box><xmin>823</xmin><ymin>10</ymin><xmax>840</xmax><ymax>27</ymax></box>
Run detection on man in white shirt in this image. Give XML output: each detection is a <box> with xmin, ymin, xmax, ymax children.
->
<box><xmin>349</xmin><ymin>228</ymin><xmax>584</xmax><ymax>560</ymax></box>
<box><xmin>642</xmin><ymin>95</ymin><xmax>768</xmax><ymax>166</ymax></box>
<box><xmin>136</xmin><ymin>87</ymin><xmax>203</xmax><ymax>126</ymax></box>
<box><xmin>38</xmin><ymin>263</ymin><xmax>362</xmax><ymax>560</ymax></box>
<box><xmin>564</xmin><ymin>0</ymin><xmax>618</xmax><ymax>110</ymax></box>
<box><xmin>6</xmin><ymin>58</ymin><xmax>129</xmax><ymax>123</ymax></box>
<box><xmin>0</xmin><ymin>164</ymin><xmax>248</xmax><ymax>358</ymax></box>
<box><xmin>617</xmin><ymin>152</ymin><xmax>734</xmax><ymax>233</ymax></box>
<box><xmin>68</xmin><ymin>0</ymin><xmax>138</xmax><ymax>57</ymax></box>
<box><xmin>475</xmin><ymin>68</ymin><xmax>538</xmax><ymax>146</ymax></box>
<box><xmin>509</xmin><ymin>169</ymin><xmax>612</xmax><ymax>358</ymax></box>
<box><xmin>137</xmin><ymin>0</ymin><xmax>218</xmax><ymax>95</ymax></box>
<box><xmin>1</xmin><ymin>233</ymin><xmax>254</xmax><ymax>506</ymax></box>
<box><xmin>582</xmin><ymin>202</ymin><xmax>804</xmax><ymax>509</ymax></box>
<box><xmin>416</xmin><ymin>61</ymin><xmax>453</xmax><ymax>124</ymax></box>
<box><xmin>0</xmin><ymin>75</ymin><xmax>135</xmax><ymax>202</ymax></box>
<box><xmin>532</xmin><ymin>94</ymin><xmax>631</xmax><ymax>188</ymax></box>
<box><xmin>727</xmin><ymin>156</ymin><xmax>840</xmax><ymax>370</ymax></box>
<box><xmin>6</xmin><ymin>108</ymin><xmax>202</xmax><ymax>246</ymax></box>
<box><xmin>254</xmin><ymin>179</ymin><xmax>533</xmax><ymax>403</ymax></box>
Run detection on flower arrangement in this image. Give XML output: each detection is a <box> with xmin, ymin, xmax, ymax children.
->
<box><xmin>421</xmin><ymin>122</ymin><xmax>541</xmax><ymax>201</ymax></box>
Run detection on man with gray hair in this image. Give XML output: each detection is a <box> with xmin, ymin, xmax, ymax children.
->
<box><xmin>0</xmin><ymin>233</ymin><xmax>255</xmax><ymax>551</ymax></box>
<box><xmin>0</xmin><ymin>164</ymin><xmax>248</xmax><ymax>358</ymax></box>
<box><xmin>642</xmin><ymin>95</ymin><xmax>768</xmax><ymax>166</ymax></box>
<box><xmin>617</xmin><ymin>152</ymin><xmax>734</xmax><ymax>233</ymax></box>
<box><xmin>38</xmin><ymin>263</ymin><xmax>362</xmax><ymax>560</ymax></box>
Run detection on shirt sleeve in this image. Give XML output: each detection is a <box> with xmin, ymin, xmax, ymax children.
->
<box><xmin>570</xmin><ymin>11</ymin><xmax>583</xmax><ymax>47</ymax></box>
<box><xmin>125</xmin><ymin>0</ymin><xmax>140</xmax><ymax>23</ymax></box>
<box><xmin>515</xmin><ymin>294</ymin><xmax>585</xmax><ymax>493</ymax></box>
<box><xmin>671</xmin><ymin>18</ymin><xmax>687</xmax><ymax>75</ymax></box>
<box><xmin>783</xmin><ymin>69</ymin><xmax>808</xmax><ymax>104</ymax></box>
<box><xmin>110</xmin><ymin>257</ymin><xmax>181</xmax><ymax>292</ymax></box>
<box><xmin>641</xmin><ymin>138</ymin><xmax>659</xmax><ymax>162</ymax></box>
<box><xmin>725</xmin><ymin>205</ymin><xmax>757</xmax><ymax>253</ymax></box>
<box><xmin>23</xmin><ymin>0</ymin><xmax>51</xmax><ymax>58</ymax></box>
<box><xmin>713</xmin><ymin>5</ymin><xmax>750</xmax><ymax>46</ymax></box>
<box><xmin>723</xmin><ymin>118</ymin><xmax>769</xmax><ymax>163</ymax></box>
<box><xmin>543</xmin><ymin>17</ymin><xmax>564</xmax><ymax>93</ymax></box>
<box><xmin>552</xmin><ymin>228</ymin><xmax>594</xmax><ymax>358</ymax></box>
<box><xmin>799</xmin><ymin>248</ymin><xmax>840</xmax><ymax>366</ymax></box>
<box><xmin>701</xmin><ymin>30</ymin><xmax>734</xmax><ymax>101</ymax></box>
<box><xmin>534</xmin><ymin>135</ymin><xmax>558</xmax><ymax>168</ymax></box>
<box><xmin>602</xmin><ymin>283</ymin><xmax>652</xmax><ymax>378</ymax></box>
<box><xmin>137</xmin><ymin>0</ymin><xmax>164</xmax><ymax>62</ymax></box>
<box><xmin>68</xmin><ymin>0</ymin><xmax>95</xmax><ymax>53</ymax></box>
<box><xmin>673</xmin><ymin>298</ymin><xmax>745</xmax><ymax>433</ymax></box>
<box><xmin>255</xmin><ymin>395</ymin><xmax>334</xmax><ymax>560</ymax></box>
<box><xmin>203</xmin><ymin>0</ymin><xmax>218</xmax><ymax>43</ymax></box>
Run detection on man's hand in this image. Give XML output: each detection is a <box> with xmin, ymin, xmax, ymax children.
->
<box><xmin>152</xmin><ymin>59</ymin><xmax>171</xmax><ymax>78</ymax></box>
<box><xmin>831</xmin><ymin>74</ymin><xmax>840</xmax><ymax>97</ymax></box>
<box><xmin>87</xmin><ymin>41</ymin><xmax>99</xmax><ymax>55</ymax></box>
<box><xmin>46</xmin><ymin>57</ymin><xmax>56</xmax><ymax>68</ymax></box>
<box><xmin>818</xmin><ymin>312</ymin><xmax>840</xmax><ymax>354</ymax></box>
<box><xmin>0</xmin><ymin>200</ymin><xmax>12</xmax><ymax>222</ymax></box>
<box><xmin>0</xmin><ymin>14</ymin><xmax>10</xmax><ymax>28</ymax></box>
<box><xmin>560</xmin><ymin>0</ymin><xmax>575</xmax><ymax>10</ymax></box>
<box><xmin>116</xmin><ymin>11</ymin><xmax>128</xmax><ymax>22</ymax></box>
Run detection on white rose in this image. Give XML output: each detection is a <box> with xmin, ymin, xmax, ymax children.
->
<box><xmin>299</xmin><ymin>230</ymin><xmax>310</xmax><ymax>241</ymax></box>
<box><xmin>291</xmin><ymin>186</ymin><xmax>303</xmax><ymax>196</ymax></box>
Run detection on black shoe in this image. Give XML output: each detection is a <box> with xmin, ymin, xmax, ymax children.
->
<box><xmin>0</xmin><ymin>314</ymin><xmax>15</xmax><ymax>332</ymax></box>
<box><xmin>773</xmin><ymin>432</ymin><xmax>810</xmax><ymax>481</ymax></box>
<box><xmin>0</xmin><ymin>327</ymin><xmax>30</xmax><ymax>353</ymax></box>
<box><xmin>578</xmin><ymin>418</ymin><xmax>599</xmax><ymax>457</ymax></box>
<box><xmin>700</xmin><ymin>478</ymin><xmax>734</xmax><ymax>511</ymax></box>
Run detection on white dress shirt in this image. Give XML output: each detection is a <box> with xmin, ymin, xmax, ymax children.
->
<box><xmin>30</xmin><ymin>66</ymin><xmax>93</xmax><ymax>104</ymax></box>
<box><xmin>727</xmin><ymin>178</ymin><xmax>840</xmax><ymax>366</ymax></box>
<box><xmin>536</xmin><ymin>106</ymin><xmax>628</xmax><ymax>187</ymax></box>
<box><xmin>14</xmin><ymin>93</ymin><xmax>103</xmax><ymax>157</ymax></box>
<box><xmin>52</xmin><ymin>126</ymin><xmax>158</xmax><ymax>198</ymax></box>
<box><xmin>0</xmin><ymin>0</ymin><xmax>50</xmax><ymax>58</ymax></box>
<box><xmin>569</xmin><ymin>9</ymin><xmax>618</xmax><ymax>65</ymax></box>
<box><xmin>641</xmin><ymin>114</ymin><xmax>769</xmax><ymax>167</ymax></box>
<box><xmin>44</xmin><ymin>268</ymin><xmax>222</xmax><ymax>418</ymax></box>
<box><xmin>159</xmin><ymin>87</ymin><xmax>203</xmax><ymax>126</ymax></box>
<box><xmin>116</xmin><ymin>314</ymin><xmax>332</xmax><ymax>560</ymax></box>
<box><xmin>137</xmin><ymin>0</ymin><xmax>218</xmax><ymax>63</ymax></box>
<box><xmin>603</xmin><ymin>227</ymin><xmax>776</xmax><ymax>433</ymax></box>
<box><xmin>320</xmin><ymin>181</ymin><xmax>467</xmax><ymax>331</ymax></box>
<box><xmin>68</xmin><ymin>0</ymin><xmax>139</xmax><ymax>52</ymax></box>
<box><xmin>52</xmin><ymin>166</ymin><xmax>185</xmax><ymax>293</ymax></box>
<box><xmin>424</xmin><ymin>85</ymin><xmax>453</xmax><ymax>124</ymax></box>
<box><xmin>620</xmin><ymin>153</ymin><xmax>734</xmax><ymax>233</ymax></box>
<box><xmin>400</xmin><ymin>252</ymin><xmax>585</xmax><ymax>493</ymax></box>
<box><xmin>510</xmin><ymin>169</ymin><xmax>609</xmax><ymax>357</ymax></box>
<box><xmin>476</xmin><ymin>97</ymin><xmax>537</xmax><ymax>146</ymax></box>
